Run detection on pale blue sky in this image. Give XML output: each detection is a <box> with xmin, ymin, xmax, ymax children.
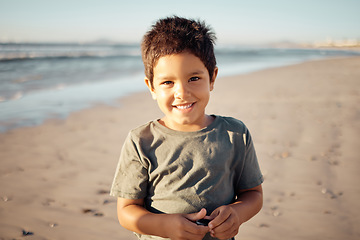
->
<box><xmin>0</xmin><ymin>0</ymin><xmax>359</xmax><ymax>44</ymax></box>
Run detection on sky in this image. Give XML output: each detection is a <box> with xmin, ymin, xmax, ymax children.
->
<box><xmin>0</xmin><ymin>0</ymin><xmax>359</xmax><ymax>45</ymax></box>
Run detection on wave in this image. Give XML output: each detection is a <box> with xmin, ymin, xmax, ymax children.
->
<box><xmin>0</xmin><ymin>52</ymin><xmax>141</xmax><ymax>62</ymax></box>
<box><xmin>2</xmin><ymin>42</ymin><xmax>359</xmax><ymax>62</ymax></box>
<box><xmin>0</xmin><ymin>42</ymin><xmax>141</xmax><ymax>61</ymax></box>
<box><xmin>215</xmin><ymin>47</ymin><xmax>360</xmax><ymax>57</ymax></box>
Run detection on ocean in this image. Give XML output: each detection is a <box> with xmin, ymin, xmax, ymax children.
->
<box><xmin>0</xmin><ymin>42</ymin><xmax>359</xmax><ymax>132</ymax></box>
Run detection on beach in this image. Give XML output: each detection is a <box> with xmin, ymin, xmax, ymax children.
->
<box><xmin>0</xmin><ymin>56</ymin><xmax>360</xmax><ymax>239</ymax></box>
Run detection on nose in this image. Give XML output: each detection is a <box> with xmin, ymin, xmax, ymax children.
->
<box><xmin>174</xmin><ymin>82</ymin><xmax>189</xmax><ymax>99</ymax></box>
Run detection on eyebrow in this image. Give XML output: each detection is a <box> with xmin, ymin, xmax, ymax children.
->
<box><xmin>155</xmin><ymin>75</ymin><xmax>174</xmax><ymax>81</ymax></box>
<box><xmin>155</xmin><ymin>70</ymin><xmax>206</xmax><ymax>81</ymax></box>
<box><xmin>189</xmin><ymin>70</ymin><xmax>205</xmax><ymax>76</ymax></box>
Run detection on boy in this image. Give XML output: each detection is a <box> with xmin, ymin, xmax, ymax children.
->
<box><xmin>110</xmin><ymin>16</ymin><xmax>263</xmax><ymax>240</ymax></box>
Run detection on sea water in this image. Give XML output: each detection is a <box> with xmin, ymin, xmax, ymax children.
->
<box><xmin>0</xmin><ymin>42</ymin><xmax>359</xmax><ymax>132</ymax></box>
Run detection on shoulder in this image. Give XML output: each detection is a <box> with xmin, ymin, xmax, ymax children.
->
<box><xmin>215</xmin><ymin>115</ymin><xmax>248</xmax><ymax>134</ymax></box>
<box><xmin>126</xmin><ymin>120</ymin><xmax>166</xmax><ymax>147</ymax></box>
<box><xmin>127</xmin><ymin>120</ymin><xmax>156</xmax><ymax>141</ymax></box>
<box><xmin>130</xmin><ymin>121</ymin><xmax>153</xmax><ymax>135</ymax></box>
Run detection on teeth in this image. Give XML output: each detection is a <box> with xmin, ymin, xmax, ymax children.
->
<box><xmin>176</xmin><ymin>103</ymin><xmax>193</xmax><ymax>109</ymax></box>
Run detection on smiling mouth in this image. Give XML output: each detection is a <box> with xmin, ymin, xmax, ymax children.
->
<box><xmin>173</xmin><ymin>103</ymin><xmax>194</xmax><ymax>110</ymax></box>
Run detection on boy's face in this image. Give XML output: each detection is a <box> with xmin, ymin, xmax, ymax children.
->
<box><xmin>145</xmin><ymin>52</ymin><xmax>217</xmax><ymax>132</ymax></box>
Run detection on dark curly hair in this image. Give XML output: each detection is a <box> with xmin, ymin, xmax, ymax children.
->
<box><xmin>141</xmin><ymin>16</ymin><xmax>217</xmax><ymax>87</ymax></box>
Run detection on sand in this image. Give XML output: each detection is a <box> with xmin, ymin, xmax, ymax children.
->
<box><xmin>0</xmin><ymin>56</ymin><xmax>359</xmax><ymax>240</ymax></box>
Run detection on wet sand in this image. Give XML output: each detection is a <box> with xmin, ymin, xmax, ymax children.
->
<box><xmin>0</xmin><ymin>56</ymin><xmax>359</xmax><ymax>239</ymax></box>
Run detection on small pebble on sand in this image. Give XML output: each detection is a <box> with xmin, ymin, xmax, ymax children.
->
<box><xmin>97</xmin><ymin>189</ymin><xmax>109</xmax><ymax>195</ymax></box>
<box><xmin>49</xmin><ymin>223</ymin><xmax>58</xmax><ymax>228</ymax></box>
<box><xmin>323</xmin><ymin>210</ymin><xmax>332</xmax><ymax>214</ymax></box>
<box><xmin>82</xmin><ymin>208</ymin><xmax>104</xmax><ymax>217</ymax></box>
<box><xmin>281</xmin><ymin>151</ymin><xmax>290</xmax><ymax>158</ymax></box>
<box><xmin>258</xmin><ymin>223</ymin><xmax>270</xmax><ymax>228</ymax></box>
<box><xmin>273</xmin><ymin>211</ymin><xmax>281</xmax><ymax>217</ymax></box>
<box><xmin>2</xmin><ymin>196</ymin><xmax>10</xmax><ymax>202</ymax></box>
<box><xmin>22</xmin><ymin>230</ymin><xmax>34</xmax><ymax>236</ymax></box>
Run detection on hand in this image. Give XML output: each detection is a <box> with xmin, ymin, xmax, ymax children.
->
<box><xmin>207</xmin><ymin>205</ymin><xmax>242</xmax><ymax>239</ymax></box>
<box><xmin>164</xmin><ymin>208</ymin><xmax>210</xmax><ymax>240</ymax></box>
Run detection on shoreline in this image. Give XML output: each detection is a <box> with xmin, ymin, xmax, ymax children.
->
<box><xmin>1</xmin><ymin>54</ymin><xmax>355</xmax><ymax>133</ymax></box>
<box><xmin>1</xmin><ymin>45</ymin><xmax>360</xmax><ymax>133</ymax></box>
<box><xmin>1</xmin><ymin>56</ymin><xmax>360</xmax><ymax>239</ymax></box>
<box><xmin>0</xmin><ymin>54</ymin><xmax>358</xmax><ymax>134</ymax></box>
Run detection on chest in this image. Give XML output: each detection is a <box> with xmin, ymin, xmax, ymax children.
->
<box><xmin>144</xmin><ymin>132</ymin><xmax>243</xmax><ymax>184</ymax></box>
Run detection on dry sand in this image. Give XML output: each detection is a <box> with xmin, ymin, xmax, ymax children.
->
<box><xmin>0</xmin><ymin>56</ymin><xmax>359</xmax><ymax>240</ymax></box>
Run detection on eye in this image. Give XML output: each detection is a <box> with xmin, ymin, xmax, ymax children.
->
<box><xmin>189</xmin><ymin>77</ymin><xmax>200</xmax><ymax>82</ymax></box>
<box><xmin>161</xmin><ymin>80</ymin><xmax>173</xmax><ymax>85</ymax></box>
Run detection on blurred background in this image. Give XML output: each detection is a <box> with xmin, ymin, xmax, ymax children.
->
<box><xmin>1</xmin><ymin>0</ymin><xmax>360</xmax><ymax>132</ymax></box>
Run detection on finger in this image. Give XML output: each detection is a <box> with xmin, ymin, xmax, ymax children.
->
<box><xmin>185</xmin><ymin>208</ymin><xmax>207</xmax><ymax>222</ymax></box>
<box><xmin>208</xmin><ymin>209</ymin><xmax>231</xmax><ymax>229</ymax></box>
<box><xmin>182</xmin><ymin>215</ymin><xmax>210</xmax><ymax>235</ymax></box>
<box><xmin>171</xmin><ymin>214</ymin><xmax>209</xmax><ymax>239</ymax></box>
<box><xmin>181</xmin><ymin>229</ymin><xmax>205</xmax><ymax>240</ymax></box>
<box><xmin>211</xmin><ymin>226</ymin><xmax>238</xmax><ymax>240</ymax></box>
<box><xmin>181</xmin><ymin>223</ymin><xmax>209</xmax><ymax>240</ymax></box>
<box><xmin>185</xmin><ymin>225</ymin><xmax>209</xmax><ymax>237</ymax></box>
<box><xmin>211</xmin><ymin>220</ymin><xmax>235</xmax><ymax>236</ymax></box>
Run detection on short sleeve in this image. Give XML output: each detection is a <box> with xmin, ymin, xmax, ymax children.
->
<box><xmin>236</xmin><ymin>127</ymin><xmax>263</xmax><ymax>190</ymax></box>
<box><xmin>110</xmin><ymin>133</ymin><xmax>149</xmax><ymax>199</ymax></box>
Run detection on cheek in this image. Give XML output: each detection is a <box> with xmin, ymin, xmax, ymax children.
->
<box><xmin>156</xmin><ymin>90</ymin><xmax>173</xmax><ymax>105</ymax></box>
<box><xmin>198</xmin><ymin>88</ymin><xmax>211</xmax><ymax>99</ymax></box>
<box><xmin>157</xmin><ymin>89</ymin><xmax>172</xmax><ymax>99</ymax></box>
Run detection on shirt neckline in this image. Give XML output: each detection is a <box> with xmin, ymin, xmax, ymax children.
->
<box><xmin>152</xmin><ymin>114</ymin><xmax>219</xmax><ymax>136</ymax></box>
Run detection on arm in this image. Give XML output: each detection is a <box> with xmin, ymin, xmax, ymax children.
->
<box><xmin>206</xmin><ymin>184</ymin><xmax>263</xmax><ymax>239</ymax></box>
<box><xmin>117</xmin><ymin>197</ymin><xmax>210</xmax><ymax>240</ymax></box>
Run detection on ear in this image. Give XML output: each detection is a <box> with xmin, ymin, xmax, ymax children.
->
<box><xmin>210</xmin><ymin>67</ymin><xmax>218</xmax><ymax>91</ymax></box>
<box><xmin>144</xmin><ymin>78</ymin><xmax>157</xmax><ymax>100</ymax></box>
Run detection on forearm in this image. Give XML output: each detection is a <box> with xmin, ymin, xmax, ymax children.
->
<box><xmin>118</xmin><ymin>202</ymin><xmax>169</xmax><ymax>238</ymax></box>
<box><xmin>231</xmin><ymin>185</ymin><xmax>263</xmax><ymax>223</ymax></box>
<box><xmin>205</xmin><ymin>185</ymin><xmax>263</xmax><ymax>239</ymax></box>
<box><xmin>117</xmin><ymin>198</ymin><xmax>209</xmax><ymax>240</ymax></box>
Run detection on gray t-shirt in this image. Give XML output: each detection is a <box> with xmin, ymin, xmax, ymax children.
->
<box><xmin>110</xmin><ymin>115</ymin><xmax>263</xmax><ymax>240</ymax></box>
